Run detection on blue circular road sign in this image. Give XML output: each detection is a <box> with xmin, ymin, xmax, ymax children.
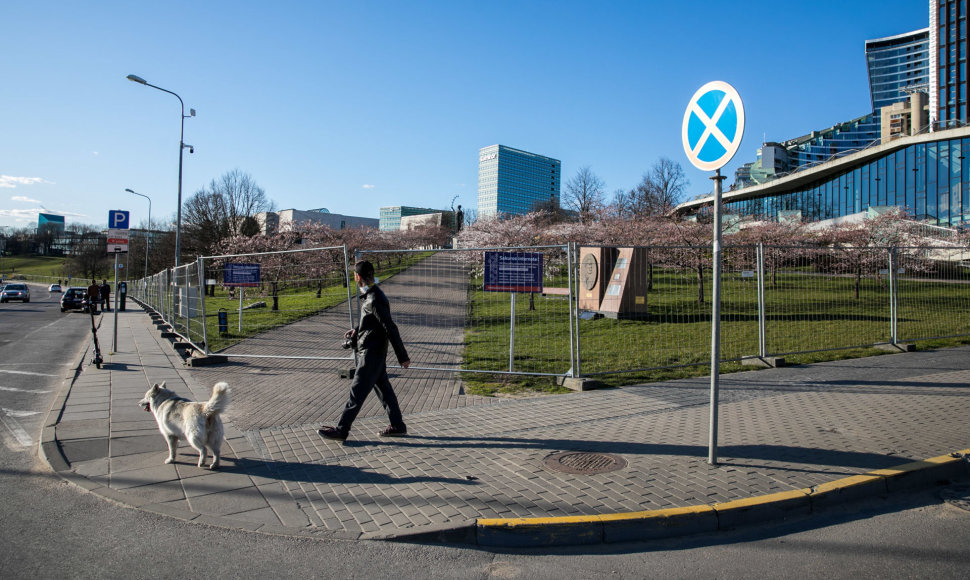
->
<box><xmin>682</xmin><ymin>81</ymin><xmax>745</xmax><ymax>172</ymax></box>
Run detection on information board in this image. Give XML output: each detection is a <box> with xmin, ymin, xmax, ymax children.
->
<box><xmin>223</xmin><ymin>263</ymin><xmax>261</xmax><ymax>287</ymax></box>
<box><xmin>483</xmin><ymin>251</ymin><xmax>543</xmax><ymax>293</ymax></box>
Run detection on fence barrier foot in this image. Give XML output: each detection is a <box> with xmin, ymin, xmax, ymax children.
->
<box><xmin>187</xmin><ymin>355</ymin><xmax>227</xmax><ymax>367</ymax></box>
<box><xmin>875</xmin><ymin>343</ymin><xmax>916</xmax><ymax>353</ymax></box>
<box><xmin>558</xmin><ymin>377</ymin><xmax>601</xmax><ymax>391</ymax></box>
<box><xmin>742</xmin><ymin>356</ymin><xmax>786</xmax><ymax>368</ymax></box>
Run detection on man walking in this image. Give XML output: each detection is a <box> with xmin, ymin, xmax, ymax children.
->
<box><xmin>100</xmin><ymin>280</ymin><xmax>111</xmax><ymax>312</ymax></box>
<box><xmin>319</xmin><ymin>260</ymin><xmax>410</xmax><ymax>440</ymax></box>
<box><xmin>86</xmin><ymin>280</ymin><xmax>101</xmax><ymax>315</ymax></box>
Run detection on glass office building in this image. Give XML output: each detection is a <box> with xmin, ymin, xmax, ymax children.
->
<box><xmin>38</xmin><ymin>213</ymin><xmax>65</xmax><ymax>232</ymax></box>
<box><xmin>478</xmin><ymin>145</ymin><xmax>561</xmax><ymax>218</ymax></box>
<box><xmin>866</xmin><ymin>29</ymin><xmax>930</xmax><ymax>112</ymax></box>
<box><xmin>931</xmin><ymin>0</ymin><xmax>968</xmax><ymax>126</ymax></box>
<box><xmin>681</xmin><ymin>127</ymin><xmax>970</xmax><ymax>227</ymax></box>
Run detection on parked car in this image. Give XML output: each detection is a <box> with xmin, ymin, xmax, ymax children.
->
<box><xmin>60</xmin><ymin>287</ymin><xmax>88</xmax><ymax>312</ymax></box>
<box><xmin>0</xmin><ymin>283</ymin><xmax>30</xmax><ymax>303</ymax></box>
<box><xmin>49</xmin><ymin>283</ymin><xmax>62</xmax><ymax>292</ymax></box>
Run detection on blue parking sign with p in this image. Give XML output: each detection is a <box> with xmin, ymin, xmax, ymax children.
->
<box><xmin>109</xmin><ymin>210</ymin><xmax>130</xmax><ymax>230</ymax></box>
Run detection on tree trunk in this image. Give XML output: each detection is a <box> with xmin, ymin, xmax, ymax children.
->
<box><xmin>271</xmin><ymin>281</ymin><xmax>279</xmax><ymax>311</ymax></box>
<box><xmin>696</xmin><ymin>262</ymin><xmax>705</xmax><ymax>304</ymax></box>
<box><xmin>854</xmin><ymin>267</ymin><xmax>862</xmax><ymax>300</ymax></box>
<box><xmin>646</xmin><ymin>262</ymin><xmax>653</xmax><ymax>291</ymax></box>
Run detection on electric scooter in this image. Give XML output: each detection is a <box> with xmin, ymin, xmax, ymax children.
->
<box><xmin>84</xmin><ymin>298</ymin><xmax>103</xmax><ymax>369</ymax></box>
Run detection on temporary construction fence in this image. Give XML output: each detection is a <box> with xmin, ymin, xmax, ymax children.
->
<box><xmin>128</xmin><ymin>243</ymin><xmax>970</xmax><ymax>380</ymax></box>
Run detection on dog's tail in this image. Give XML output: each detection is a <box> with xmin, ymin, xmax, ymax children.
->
<box><xmin>204</xmin><ymin>382</ymin><xmax>231</xmax><ymax>417</ymax></box>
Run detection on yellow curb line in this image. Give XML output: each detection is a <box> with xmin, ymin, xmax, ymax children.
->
<box><xmin>477</xmin><ymin>448</ymin><xmax>970</xmax><ymax>531</ymax></box>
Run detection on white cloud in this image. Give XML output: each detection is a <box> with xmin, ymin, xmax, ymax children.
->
<box><xmin>11</xmin><ymin>195</ymin><xmax>42</xmax><ymax>204</ymax></box>
<box><xmin>362</xmin><ymin>184</ymin><xmax>376</xmax><ymax>189</ymax></box>
<box><xmin>0</xmin><ymin>208</ymin><xmax>85</xmax><ymax>220</ymax></box>
<box><xmin>0</xmin><ymin>175</ymin><xmax>53</xmax><ymax>188</ymax></box>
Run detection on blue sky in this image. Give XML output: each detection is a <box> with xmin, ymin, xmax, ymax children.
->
<box><xmin>0</xmin><ymin>1</ymin><xmax>929</xmax><ymax>230</ymax></box>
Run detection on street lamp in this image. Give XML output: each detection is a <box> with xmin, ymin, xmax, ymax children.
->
<box><xmin>126</xmin><ymin>74</ymin><xmax>195</xmax><ymax>267</ymax></box>
<box><xmin>125</xmin><ymin>188</ymin><xmax>151</xmax><ymax>279</ymax></box>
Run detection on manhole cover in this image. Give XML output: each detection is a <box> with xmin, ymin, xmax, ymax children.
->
<box><xmin>940</xmin><ymin>484</ymin><xmax>970</xmax><ymax>513</ymax></box>
<box><xmin>544</xmin><ymin>451</ymin><xmax>627</xmax><ymax>475</ymax></box>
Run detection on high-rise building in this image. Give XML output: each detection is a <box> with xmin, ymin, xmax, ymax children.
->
<box><xmin>477</xmin><ymin>145</ymin><xmax>561</xmax><ymax>218</ymax></box>
<box><xmin>930</xmin><ymin>0</ymin><xmax>968</xmax><ymax>127</ymax></box>
<box><xmin>865</xmin><ymin>29</ymin><xmax>930</xmax><ymax>112</ymax></box>
<box><xmin>38</xmin><ymin>213</ymin><xmax>65</xmax><ymax>232</ymax></box>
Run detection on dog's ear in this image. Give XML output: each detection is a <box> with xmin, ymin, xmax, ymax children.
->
<box><xmin>152</xmin><ymin>382</ymin><xmax>165</xmax><ymax>393</ymax></box>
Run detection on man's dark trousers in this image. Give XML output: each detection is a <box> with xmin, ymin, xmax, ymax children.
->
<box><xmin>337</xmin><ymin>347</ymin><xmax>404</xmax><ymax>432</ymax></box>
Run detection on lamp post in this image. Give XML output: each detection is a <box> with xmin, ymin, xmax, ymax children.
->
<box><xmin>125</xmin><ymin>188</ymin><xmax>151</xmax><ymax>280</ymax></box>
<box><xmin>126</xmin><ymin>74</ymin><xmax>194</xmax><ymax>268</ymax></box>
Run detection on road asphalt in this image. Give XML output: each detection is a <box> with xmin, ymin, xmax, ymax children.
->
<box><xmin>40</xmin><ymin>302</ymin><xmax>970</xmax><ymax>547</ymax></box>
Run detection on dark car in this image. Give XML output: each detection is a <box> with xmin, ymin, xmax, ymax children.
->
<box><xmin>61</xmin><ymin>287</ymin><xmax>88</xmax><ymax>312</ymax></box>
<box><xmin>0</xmin><ymin>283</ymin><xmax>30</xmax><ymax>303</ymax></box>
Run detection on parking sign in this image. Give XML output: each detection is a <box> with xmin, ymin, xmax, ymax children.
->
<box><xmin>109</xmin><ymin>210</ymin><xmax>130</xmax><ymax>230</ymax></box>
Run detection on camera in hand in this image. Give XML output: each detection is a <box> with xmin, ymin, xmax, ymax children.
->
<box><xmin>342</xmin><ymin>337</ymin><xmax>356</xmax><ymax>350</ymax></box>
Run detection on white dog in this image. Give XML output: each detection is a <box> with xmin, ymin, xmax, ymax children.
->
<box><xmin>138</xmin><ymin>381</ymin><xmax>230</xmax><ymax>469</ymax></box>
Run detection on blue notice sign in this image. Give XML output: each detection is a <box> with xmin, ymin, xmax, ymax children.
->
<box><xmin>224</xmin><ymin>263</ymin><xmax>260</xmax><ymax>287</ymax></box>
<box><xmin>484</xmin><ymin>251</ymin><xmax>543</xmax><ymax>293</ymax></box>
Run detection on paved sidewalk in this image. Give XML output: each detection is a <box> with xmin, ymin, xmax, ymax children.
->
<box><xmin>42</xmin><ymin>306</ymin><xmax>970</xmax><ymax>546</ymax></box>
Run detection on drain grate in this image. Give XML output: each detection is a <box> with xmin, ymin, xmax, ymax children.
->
<box><xmin>544</xmin><ymin>451</ymin><xmax>627</xmax><ymax>475</ymax></box>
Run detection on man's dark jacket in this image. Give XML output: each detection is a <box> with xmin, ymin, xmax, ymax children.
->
<box><xmin>355</xmin><ymin>284</ymin><xmax>408</xmax><ymax>364</ymax></box>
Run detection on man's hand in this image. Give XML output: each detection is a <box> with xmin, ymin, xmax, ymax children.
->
<box><xmin>401</xmin><ymin>359</ymin><xmax>411</xmax><ymax>369</ymax></box>
<box><xmin>344</xmin><ymin>329</ymin><xmax>357</xmax><ymax>340</ymax></box>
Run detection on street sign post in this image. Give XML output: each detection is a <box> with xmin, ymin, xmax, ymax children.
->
<box><xmin>682</xmin><ymin>81</ymin><xmax>744</xmax><ymax>466</ymax></box>
<box><xmin>483</xmin><ymin>251</ymin><xmax>543</xmax><ymax>372</ymax></box>
<box><xmin>107</xmin><ymin>211</ymin><xmax>131</xmax><ymax>354</ymax></box>
<box><xmin>224</xmin><ymin>263</ymin><xmax>261</xmax><ymax>332</ymax></box>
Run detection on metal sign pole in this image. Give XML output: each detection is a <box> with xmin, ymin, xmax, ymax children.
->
<box><xmin>112</xmin><ymin>251</ymin><xmax>120</xmax><ymax>353</ymax></box>
<box><xmin>509</xmin><ymin>292</ymin><xmax>515</xmax><ymax>372</ymax></box>
<box><xmin>708</xmin><ymin>169</ymin><xmax>725</xmax><ymax>465</ymax></box>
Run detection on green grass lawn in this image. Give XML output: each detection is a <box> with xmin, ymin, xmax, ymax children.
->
<box><xmin>0</xmin><ymin>255</ymin><xmax>71</xmax><ymax>279</ymax></box>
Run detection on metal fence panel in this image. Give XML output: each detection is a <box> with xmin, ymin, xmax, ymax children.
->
<box><xmin>199</xmin><ymin>245</ymin><xmax>354</xmax><ymax>360</ymax></box>
<box><xmin>359</xmin><ymin>246</ymin><xmax>572</xmax><ymax>376</ymax></box>
<box><xmin>762</xmin><ymin>246</ymin><xmax>891</xmax><ymax>356</ymax></box>
<box><xmin>895</xmin><ymin>246</ymin><xmax>970</xmax><ymax>343</ymax></box>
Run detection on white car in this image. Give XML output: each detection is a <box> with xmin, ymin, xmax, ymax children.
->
<box><xmin>49</xmin><ymin>283</ymin><xmax>62</xmax><ymax>292</ymax></box>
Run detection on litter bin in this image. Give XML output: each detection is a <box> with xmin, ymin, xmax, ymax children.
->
<box><xmin>118</xmin><ymin>281</ymin><xmax>128</xmax><ymax>311</ymax></box>
<box><xmin>218</xmin><ymin>308</ymin><xmax>228</xmax><ymax>335</ymax></box>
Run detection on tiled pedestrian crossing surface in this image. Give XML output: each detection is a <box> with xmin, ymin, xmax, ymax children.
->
<box><xmin>45</xmin><ymin>267</ymin><xmax>970</xmax><ymax>540</ymax></box>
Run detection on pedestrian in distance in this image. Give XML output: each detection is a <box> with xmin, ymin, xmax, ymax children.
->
<box><xmin>100</xmin><ymin>280</ymin><xmax>111</xmax><ymax>312</ymax></box>
<box><xmin>319</xmin><ymin>260</ymin><xmax>411</xmax><ymax>441</ymax></box>
<box><xmin>86</xmin><ymin>280</ymin><xmax>101</xmax><ymax>315</ymax></box>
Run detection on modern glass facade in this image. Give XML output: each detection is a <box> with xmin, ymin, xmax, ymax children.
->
<box><xmin>38</xmin><ymin>213</ymin><xmax>65</xmax><ymax>231</ymax></box>
<box><xmin>379</xmin><ymin>206</ymin><xmax>441</xmax><ymax>231</ymax></box>
<box><xmin>931</xmin><ymin>0</ymin><xmax>968</xmax><ymax>126</ymax></box>
<box><xmin>478</xmin><ymin>145</ymin><xmax>561</xmax><ymax>218</ymax></box>
<box><xmin>721</xmin><ymin>129</ymin><xmax>970</xmax><ymax>227</ymax></box>
<box><xmin>866</xmin><ymin>29</ymin><xmax>930</xmax><ymax>112</ymax></box>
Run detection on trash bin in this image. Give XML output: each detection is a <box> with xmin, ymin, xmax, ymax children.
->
<box><xmin>119</xmin><ymin>281</ymin><xmax>127</xmax><ymax>311</ymax></box>
<box><xmin>218</xmin><ymin>308</ymin><xmax>228</xmax><ymax>334</ymax></box>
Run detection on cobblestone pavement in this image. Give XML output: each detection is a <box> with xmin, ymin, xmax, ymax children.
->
<box><xmin>45</xmin><ymin>265</ymin><xmax>970</xmax><ymax>540</ymax></box>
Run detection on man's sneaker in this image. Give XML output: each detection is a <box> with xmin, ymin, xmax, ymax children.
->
<box><xmin>317</xmin><ymin>426</ymin><xmax>348</xmax><ymax>440</ymax></box>
<box><xmin>379</xmin><ymin>424</ymin><xmax>407</xmax><ymax>437</ymax></box>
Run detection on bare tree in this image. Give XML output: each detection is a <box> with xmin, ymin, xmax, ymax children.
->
<box><xmin>183</xmin><ymin>170</ymin><xmax>275</xmax><ymax>255</ymax></box>
<box><xmin>563</xmin><ymin>166</ymin><xmax>605</xmax><ymax>222</ymax></box>
<box><xmin>615</xmin><ymin>158</ymin><xmax>689</xmax><ymax>218</ymax></box>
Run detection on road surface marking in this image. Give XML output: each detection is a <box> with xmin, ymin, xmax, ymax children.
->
<box><xmin>0</xmin><ymin>386</ymin><xmax>52</xmax><ymax>394</ymax></box>
<box><xmin>0</xmin><ymin>369</ymin><xmax>58</xmax><ymax>377</ymax></box>
<box><xmin>0</xmin><ymin>409</ymin><xmax>34</xmax><ymax>448</ymax></box>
